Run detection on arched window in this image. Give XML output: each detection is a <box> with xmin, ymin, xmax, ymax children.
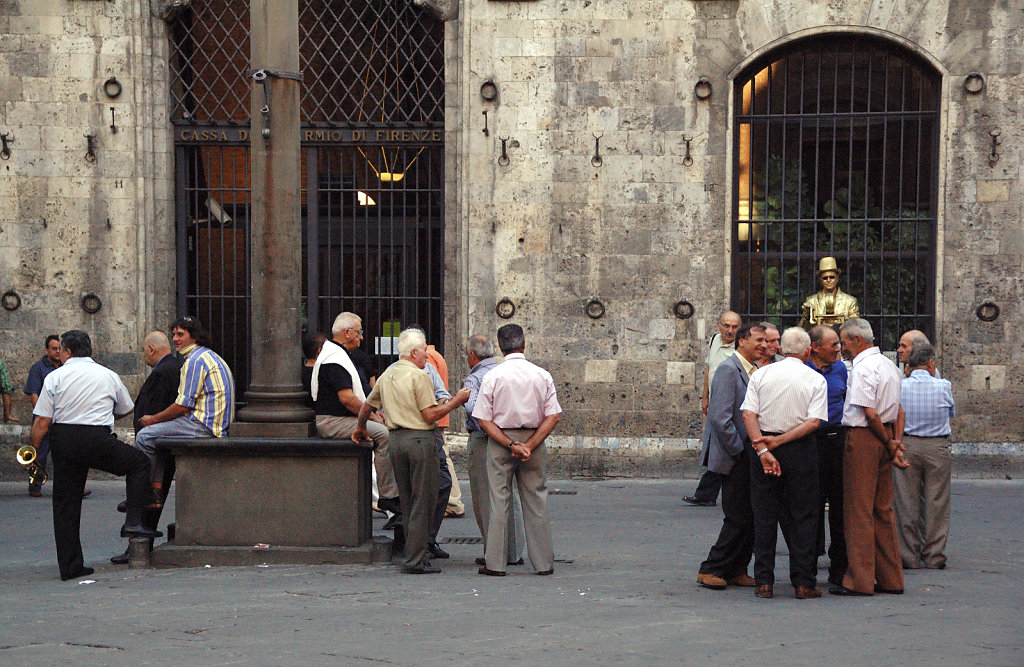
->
<box><xmin>732</xmin><ymin>34</ymin><xmax>940</xmax><ymax>349</ymax></box>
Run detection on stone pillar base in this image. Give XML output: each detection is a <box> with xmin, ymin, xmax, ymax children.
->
<box><xmin>152</xmin><ymin>537</ymin><xmax>393</xmax><ymax>568</ymax></box>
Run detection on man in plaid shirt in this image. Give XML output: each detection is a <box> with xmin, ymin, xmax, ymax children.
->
<box><xmin>893</xmin><ymin>343</ymin><xmax>955</xmax><ymax>570</ymax></box>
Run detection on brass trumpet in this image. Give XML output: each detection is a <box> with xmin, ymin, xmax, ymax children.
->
<box><xmin>17</xmin><ymin>445</ymin><xmax>48</xmax><ymax>487</ymax></box>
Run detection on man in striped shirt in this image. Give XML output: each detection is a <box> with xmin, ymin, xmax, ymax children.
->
<box><xmin>893</xmin><ymin>343</ymin><xmax>955</xmax><ymax>570</ymax></box>
<box><xmin>135</xmin><ymin>316</ymin><xmax>235</xmax><ymax>507</ymax></box>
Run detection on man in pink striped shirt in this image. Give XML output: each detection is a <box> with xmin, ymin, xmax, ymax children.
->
<box><xmin>473</xmin><ymin>323</ymin><xmax>561</xmax><ymax>576</ymax></box>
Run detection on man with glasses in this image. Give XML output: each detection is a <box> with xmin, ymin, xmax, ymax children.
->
<box><xmin>312</xmin><ymin>312</ymin><xmax>400</xmax><ymax>516</ymax></box>
<box><xmin>684</xmin><ymin>311</ymin><xmax>741</xmax><ymax>507</ymax></box>
<box><xmin>799</xmin><ymin>256</ymin><xmax>859</xmax><ymax>330</ymax></box>
<box><xmin>806</xmin><ymin>325</ymin><xmax>848</xmax><ymax>588</ymax></box>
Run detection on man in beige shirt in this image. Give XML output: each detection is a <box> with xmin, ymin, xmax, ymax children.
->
<box><xmin>354</xmin><ymin>329</ymin><xmax>469</xmax><ymax>574</ymax></box>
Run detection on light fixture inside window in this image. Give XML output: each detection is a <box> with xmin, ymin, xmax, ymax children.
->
<box><xmin>379</xmin><ymin>172</ymin><xmax>404</xmax><ymax>182</ymax></box>
<box><xmin>357</xmin><ymin>191</ymin><xmax>377</xmax><ymax>206</ymax></box>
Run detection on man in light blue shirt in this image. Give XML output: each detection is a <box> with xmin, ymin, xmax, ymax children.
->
<box><xmin>893</xmin><ymin>343</ymin><xmax>955</xmax><ymax>570</ymax></box>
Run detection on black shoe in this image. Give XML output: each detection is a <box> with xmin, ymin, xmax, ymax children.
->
<box><xmin>116</xmin><ymin>500</ymin><xmax>127</xmax><ymax>513</ymax></box>
<box><xmin>383</xmin><ymin>514</ymin><xmax>402</xmax><ymax>530</ymax></box>
<box><xmin>120</xmin><ymin>524</ymin><xmax>163</xmax><ymax>539</ymax></box>
<box><xmin>378</xmin><ymin>497</ymin><xmax>402</xmax><ymax>515</ymax></box>
<box><xmin>535</xmin><ymin>568</ymin><xmax>554</xmax><ymax>576</ymax></box>
<box><xmin>682</xmin><ymin>496</ymin><xmax>716</xmax><ymax>507</ymax></box>
<box><xmin>110</xmin><ymin>549</ymin><xmax>130</xmax><ymax>565</ymax></box>
<box><xmin>61</xmin><ymin>566</ymin><xmax>95</xmax><ymax>581</ymax></box>
<box><xmin>403</xmin><ymin>565</ymin><xmax>441</xmax><ymax>574</ymax></box>
<box><xmin>478</xmin><ymin>566</ymin><xmax>506</xmax><ymax>576</ymax></box>
<box><xmin>428</xmin><ymin>542</ymin><xmax>450</xmax><ymax>559</ymax></box>
<box><xmin>829</xmin><ymin>584</ymin><xmax>871</xmax><ymax>596</ymax></box>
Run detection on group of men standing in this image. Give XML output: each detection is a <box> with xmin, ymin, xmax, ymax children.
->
<box><xmin>694</xmin><ymin>312</ymin><xmax>955</xmax><ymax>598</ymax></box>
<box><xmin>25</xmin><ymin>318</ymin><xmax>234</xmax><ymax>580</ymax></box>
<box><xmin>311</xmin><ymin>314</ymin><xmax>562</xmax><ymax>575</ymax></box>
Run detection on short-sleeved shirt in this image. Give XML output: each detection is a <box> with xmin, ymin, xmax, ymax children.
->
<box><xmin>0</xmin><ymin>358</ymin><xmax>15</xmax><ymax>395</ymax></box>
<box><xmin>842</xmin><ymin>346</ymin><xmax>902</xmax><ymax>427</ymax></box>
<box><xmin>24</xmin><ymin>356</ymin><xmax>59</xmax><ymax>398</ymax></box>
<box><xmin>315</xmin><ymin>345</ymin><xmax>357</xmax><ymax>417</ymax></box>
<box><xmin>463</xmin><ymin>357</ymin><xmax>498</xmax><ymax>432</ymax></box>
<box><xmin>33</xmin><ymin>356</ymin><xmax>134</xmax><ymax>426</ymax></box>
<box><xmin>706</xmin><ymin>333</ymin><xmax>736</xmax><ymax>384</ymax></box>
<box><xmin>902</xmin><ymin>370</ymin><xmax>955</xmax><ymax>437</ymax></box>
<box><xmin>805</xmin><ymin>358</ymin><xmax>848</xmax><ymax>428</ymax></box>
<box><xmin>365</xmin><ymin>359</ymin><xmax>437</xmax><ymax>431</ymax></box>
<box><xmin>741</xmin><ymin>357</ymin><xmax>828</xmax><ymax>434</ymax></box>
<box><xmin>472</xmin><ymin>353</ymin><xmax>561</xmax><ymax>429</ymax></box>
<box><xmin>176</xmin><ymin>343</ymin><xmax>235</xmax><ymax>437</ymax></box>
<box><xmin>134</xmin><ymin>353</ymin><xmax>184</xmax><ymax>432</ymax></box>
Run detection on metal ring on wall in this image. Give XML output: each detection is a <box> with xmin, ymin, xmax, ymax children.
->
<box><xmin>964</xmin><ymin>72</ymin><xmax>985</xmax><ymax>94</ymax></box>
<box><xmin>673</xmin><ymin>300</ymin><xmax>695</xmax><ymax>320</ymax></box>
<box><xmin>81</xmin><ymin>292</ymin><xmax>103</xmax><ymax>314</ymax></box>
<box><xmin>585</xmin><ymin>299</ymin><xmax>605</xmax><ymax>319</ymax></box>
<box><xmin>976</xmin><ymin>300</ymin><xmax>1000</xmax><ymax>322</ymax></box>
<box><xmin>104</xmin><ymin>77</ymin><xmax>123</xmax><ymax>99</ymax></box>
<box><xmin>1</xmin><ymin>289</ymin><xmax>21</xmax><ymax>311</ymax></box>
<box><xmin>495</xmin><ymin>297</ymin><xmax>516</xmax><ymax>319</ymax></box>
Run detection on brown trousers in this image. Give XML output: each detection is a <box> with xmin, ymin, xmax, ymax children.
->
<box><xmin>842</xmin><ymin>426</ymin><xmax>904</xmax><ymax>594</ymax></box>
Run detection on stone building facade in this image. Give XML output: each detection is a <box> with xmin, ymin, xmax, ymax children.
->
<box><xmin>1</xmin><ymin>0</ymin><xmax>1021</xmax><ymax>475</ymax></box>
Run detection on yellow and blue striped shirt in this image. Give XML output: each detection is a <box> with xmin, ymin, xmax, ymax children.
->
<box><xmin>176</xmin><ymin>343</ymin><xmax>235</xmax><ymax>437</ymax></box>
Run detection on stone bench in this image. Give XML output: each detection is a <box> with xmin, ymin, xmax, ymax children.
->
<box><xmin>149</xmin><ymin>437</ymin><xmax>391</xmax><ymax>567</ymax></box>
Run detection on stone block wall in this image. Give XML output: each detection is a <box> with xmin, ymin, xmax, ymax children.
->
<box><xmin>446</xmin><ymin>0</ymin><xmax>1024</xmax><ymax>447</ymax></box>
<box><xmin>0</xmin><ymin>0</ymin><xmax>175</xmax><ymax>417</ymax></box>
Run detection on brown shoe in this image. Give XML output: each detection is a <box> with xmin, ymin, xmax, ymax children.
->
<box><xmin>755</xmin><ymin>584</ymin><xmax>774</xmax><ymax>598</ymax></box>
<box><xmin>795</xmin><ymin>585</ymin><xmax>822</xmax><ymax>599</ymax></box>
<box><xmin>697</xmin><ymin>573</ymin><xmax>727</xmax><ymax>590</ymax></box>
<box><xmin>727</xmin><ymin>573</ymin><xmax>756</xmax><ymax>587</ymax></box>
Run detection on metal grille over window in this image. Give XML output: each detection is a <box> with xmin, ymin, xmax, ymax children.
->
<box><xmin>732</xmin><ymin>35</ymin><xmax>940</xmax><ymax>349</ymax></box>
<box><xmin>171</xmin><ymin>1</ymin><xmax>445</xmax><ymax>404</ymax></box>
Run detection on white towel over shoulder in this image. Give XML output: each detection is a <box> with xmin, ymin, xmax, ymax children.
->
<box><xmin>310</xmin><ymin>342</ymin><xmax>366</xmax><ymax>404</ymax></box>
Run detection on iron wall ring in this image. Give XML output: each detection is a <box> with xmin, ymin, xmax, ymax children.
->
<box><xmin>81</xmin><ymin>292</ymin><xmax>103</xmax><ymax>314</ymax></box>
<box><xmin>585</xmin><ymin>299</ymin><xmax>605</xmax><ymax>319</ymax></box>
<box><xmin>673</xmin><ymin>300</ymin><xmax>695</xmax><ymax>320</ymax></box>
<box><xmin>495</xmin><ymin>297</ymin><xmax>516</xmax><ymax>319</ymax></box>
<box><xmin>976</xmin><ymin>300</ymin><xmax>1000</xmax><ymax>322</ymax></box>
<box><xmin>1</xmin><ymin>289</ymin><xmax>21</xmax><ymax>311</ymax></box>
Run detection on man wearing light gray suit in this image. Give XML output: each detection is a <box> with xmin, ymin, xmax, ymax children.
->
<box><xmin>697</xmin><ymin>323</ymin><xmax>768</xmax><ymax>590</ymax></box>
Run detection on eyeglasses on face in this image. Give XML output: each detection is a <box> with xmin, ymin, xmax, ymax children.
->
<box><xmin>345</xmin><ymin>328</ymin><xmax>364</xmax><ymax>336</ymax></box>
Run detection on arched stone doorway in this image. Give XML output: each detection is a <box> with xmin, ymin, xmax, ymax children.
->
<box><xmin>731</xmin><ymin>34</ymin><xmax>941</xmax><ymax>349</ymax></box>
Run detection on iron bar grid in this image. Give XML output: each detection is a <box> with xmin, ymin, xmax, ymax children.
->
<box><xmin>731</xmin><ymin>34</ymin><xmax>940</xmax><ymax>350</ymax></box>
<box><xmin>170</xmin><ymin>0</ymin><xmax>444</xmax><ymax>125</ymax></box>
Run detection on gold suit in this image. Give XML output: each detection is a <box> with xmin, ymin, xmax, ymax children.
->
<box><xmin>799</xmin><ymin>288</ymin><xmax>859</xmax><ymax>329</ymax></box>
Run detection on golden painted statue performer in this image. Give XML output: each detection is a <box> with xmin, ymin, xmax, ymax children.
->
<box><xmin>799</xmin><ymin>257</ymin><xmax>859</xmax><ymax>329</ymax></box>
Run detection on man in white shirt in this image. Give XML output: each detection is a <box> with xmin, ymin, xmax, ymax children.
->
<box><xmin>832</xmin><ymin>318</ymin><xmax>908</xmax><ymax>596</ymax></box>
<box><xmin>741</xmin><ymin>327</ymin><xmax>828</xmax><ymax>599</ymax></box>
<box><xmin>30</xmin><ymin>330</ymin><xmax>159</xmax><ymax>581</ymax></box>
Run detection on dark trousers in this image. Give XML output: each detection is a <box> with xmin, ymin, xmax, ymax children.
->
<box><xmin>692</xmin><ymin>469</ymin><xmax>724</xmax><ymax>503</ymax></box>
<box><xmin>699</xmin><ymin>448</ymin><xmax>754</xmax><ymax>579</ymax></box>
<box><xmin>389</xmin><ymin>429</ymin><xmax>439</xmax><ymax>570</ymax></box>
<box><xmin>430</xmin><ymin>428</ymin><xmax>452</xmax><ymax>543</ymax></box>
<box><xmin>29</xmin><ymin>435</ymin><xmax>50</xmax><ymax>491</ymax></box>
<box><xmin>749</xmin><ymin>436</ymin><xmax>819</xmax><ymax>588</ymax></box>
<box><xmin>49</xmin><ymin>423</ymin><xmax>151</xmax><ymax>580</ymax></box>
<box><xmin>815</xmin><ymin>427</ymin><xmax>847</xmax><ymax>584</ymax></box>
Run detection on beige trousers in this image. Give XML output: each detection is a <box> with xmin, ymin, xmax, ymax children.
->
<box><xmin>467</xmin><ymin>429</ymin><xmax>526</xmax><ymax>564</ymax></box>
<box><xmin>316</xmin><ymin>415</ymin><xmax>398</xmax><ymax>499</ymax></box>
<box><xmin>443</xmin><ymin>441</ymin><xmax>464</xmax><ymax>513</ymax></box>
<box><xmin>893</xmin><ymin>434</ymin><xmax>951</xmax><ymax>569</ymax></box>
<box><xmin>484</xmin><ymin>429</ymin><xmax>553</xmax><ymax>573</ymax></box>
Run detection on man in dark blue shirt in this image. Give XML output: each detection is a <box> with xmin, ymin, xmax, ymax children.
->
<box><xmin>23</xmin><ymin>335</ymin><xmax>62</xmax><ymax>497</ymax></box>
<box><xmin>806</xmin><ymin>325</ymin><xmax>848</xmax><ymax>587</ymax></box>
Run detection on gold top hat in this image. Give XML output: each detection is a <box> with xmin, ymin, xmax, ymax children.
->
<box><xmin>817</xmin><ymin>256</ymin><xmax>841</xmax><ymax>277</ymax></box>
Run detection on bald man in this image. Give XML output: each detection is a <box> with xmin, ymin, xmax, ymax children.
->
<box><xmin>112</xmin><ymin>332</ymin><xmax>183</xmax><ymax>563</ymax></box>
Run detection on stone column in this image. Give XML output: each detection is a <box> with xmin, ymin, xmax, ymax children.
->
<box><xmin>234</xmin><ymin>0</ymin><xmax>314</xmax><ymax>435</ymax></box>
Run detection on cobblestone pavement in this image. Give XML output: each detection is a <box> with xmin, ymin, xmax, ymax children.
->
<box><xmin>1</xmin><ymin>478</ymin><xmax>1021</xmax><ymax>665</ymax></box>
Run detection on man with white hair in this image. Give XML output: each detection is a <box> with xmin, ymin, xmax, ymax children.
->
<box><xmin>741</xmin><ymin>327</ymin><xmax>828</xmax><ymax>599</ymax></box>
<box><xmin>353</xmin><ymin>329</ymin><xmax>469</xmax><ymax>574</ymax></box>
<box><xmin>833</xmin><ymin>318</ymin><xmax>908</xmax><ymax>596</ymax></box>
<box><xmin>313</xmin><ymin>312</ymin><xmax>400</xmax><ymax>517</ymax></box>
